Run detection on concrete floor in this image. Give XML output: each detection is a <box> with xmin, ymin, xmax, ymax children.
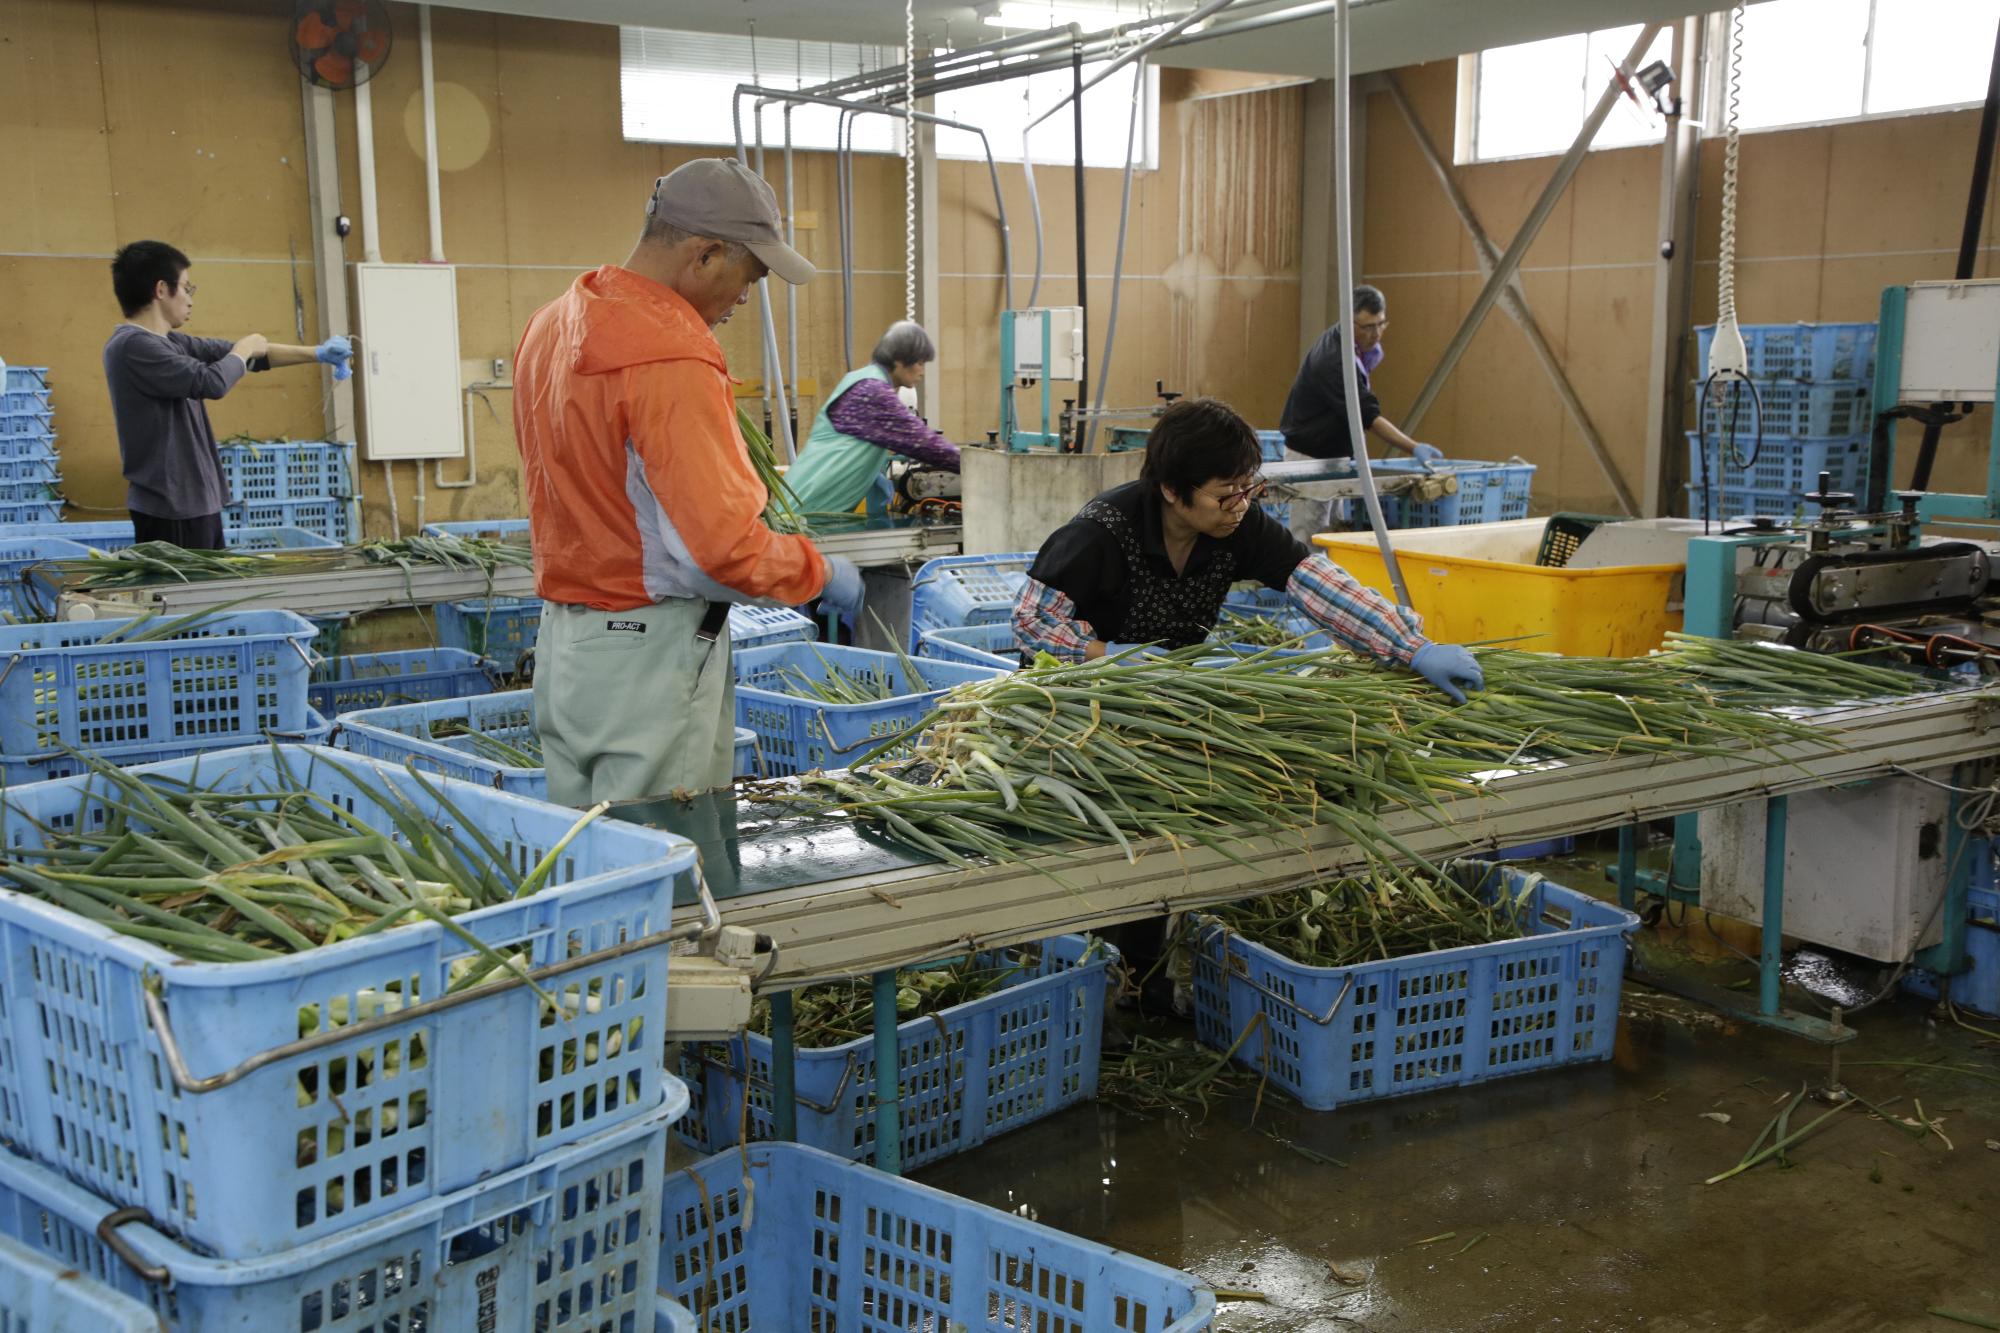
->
<box><xmin>918</xmin><ymin>909</ymin><xmax>2000</xmax><ymax>1332</ymax></box>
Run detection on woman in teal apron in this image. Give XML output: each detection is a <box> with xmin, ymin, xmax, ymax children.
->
<box><xmin>785</xmin><ymin>321</ymin><xmax>960</xmax><ymax>517</ymax></box>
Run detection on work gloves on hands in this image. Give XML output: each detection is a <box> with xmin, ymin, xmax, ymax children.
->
<box><xmin>1411</xmin><ymin>642</ymin><xmax>1483</xmax><ymax>704</ymax></box>
<box><xmin>819</xmin><ymin>555</ymin><xmax>866</xmax><ymax>621</ymax></box>
<box><xmin>316</xmin><ymin>336</ymin><xmax>354</xmax><ymax>382</ymax></box>
<box><xmin>1410</xmin><ymin>442</ymin><xmax>1444</xmax><ymax>464</ymax></box>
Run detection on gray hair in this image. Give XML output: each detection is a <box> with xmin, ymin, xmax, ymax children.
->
<box><xmin>1353</xmin><ymin>284</ymin><xmax>1386</xmax><ymax>316</ymax></box>
<box><xmin>871</xmin><ymin>320</ymin><xmax>936</xmax><ymax>371</ymax></box>
<box><xmin>640</xmin><ymin>215</ymin><xmax>752</xmax><ymax>264</ymax></box>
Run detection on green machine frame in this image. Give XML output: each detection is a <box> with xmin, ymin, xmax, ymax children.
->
<box><xmin>1616</xmin><ymin>283</ymin><xmax>2000</xmax><ymax>1040</ymax></box>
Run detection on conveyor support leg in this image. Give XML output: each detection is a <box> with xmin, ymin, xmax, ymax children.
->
<box><xmin>771</xmin><ymin>990</ymin><xmax>798</xmax><ymax>1142</ymax></box>
<box><xmin>1760</xmin><ymin>796</ymin><xmax>1788</xmax><ymax>1017</ymax></box>
<box><xmin>872</xmin><ymin>968</ymin><xmax>902</xmax><ymax>1175</ymax></box>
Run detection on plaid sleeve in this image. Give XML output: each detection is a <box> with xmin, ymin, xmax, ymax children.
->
<box><xmin>1287</xmin><ymin>553</ymin><xmax>1428</xmax><ymax>666</ymax></box>
<box><xmin>1013</xmin><ymin>576</ymin><xmax>1098</xmax><ymax>663</ymax></box>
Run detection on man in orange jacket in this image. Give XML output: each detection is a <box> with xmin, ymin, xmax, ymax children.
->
<box><xmin>515</xmin><ymin>158</ymin><xmax>865</xmax><ymax>805</ymax></box>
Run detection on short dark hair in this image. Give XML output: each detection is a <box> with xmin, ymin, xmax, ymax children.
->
<box><xmin>1140</xmin><ymin>397</ymin><xmax>1260</xmax><ymax>504</ymax></box>
<box><xmin>1353</xmin><ymin>284</ymin><xmax>1386</xmax><ymax>316</ymax></box>
<box><xmin>112</xmin><ymin>241</ymin><xmax>191</xmax><ymax>316</ymax></box>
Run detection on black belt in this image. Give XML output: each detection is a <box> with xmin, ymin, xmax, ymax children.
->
<box><xmin>694</xmin><ymin>600</ymin><xmax>731</xmax><ymax>643</ymax></box>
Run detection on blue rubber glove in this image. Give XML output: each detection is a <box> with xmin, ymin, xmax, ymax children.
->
<box><xmin>1411</xmin><ymin>442</ymin><xmax>1444</xmax><ymax>464</ymax></box>
<box><xmin>316</xmin><ymin>335</ymin><xmax>354</xmax><ymax>382</ymax></box>
<box><xmin>819</xmin><ymin>555</ymin><xmax>865</xmax><ymax>620</ymax></box>
<box><xmin>1102</xmin><ymin>642</ymin><xmax>1162</xmax><ymax>662</ymax></box>
<box><xmin>1410</xmin><ymin>642</ymin><xmax>1483</xmax><ymax>704</ymax></box>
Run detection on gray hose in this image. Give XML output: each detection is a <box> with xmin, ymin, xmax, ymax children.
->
<box><xmin>1329</xmin><ymin>0</ymin><xmax>1411</xmax><ymax>606</ymax></box>
<box><xmin>1084</xmin><ymin>58</ymin><xmax>1146</xmax><ymax>453</ymax></box>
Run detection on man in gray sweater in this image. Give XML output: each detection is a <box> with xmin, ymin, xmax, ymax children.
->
<box><xmin>103</xmin><ymin>240</ymin><xmax>354</xmax><ymax>549</ymax></box>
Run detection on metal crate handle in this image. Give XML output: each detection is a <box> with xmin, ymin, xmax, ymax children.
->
<box><xmin>142</xmin><ymin>877</ymin><xmax>721</xmax><ymax>1095</ymax></box>
<box><xmin>1207</xmin><ymin>921</ymin><xmax>1358</xmax><ymax>1027</ymax></box>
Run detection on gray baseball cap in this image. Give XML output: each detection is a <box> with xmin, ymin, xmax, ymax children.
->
<box><xmin>647</xmin><ymin>158</ymin><xmax>815</xmax><ymax>286</ymax></box>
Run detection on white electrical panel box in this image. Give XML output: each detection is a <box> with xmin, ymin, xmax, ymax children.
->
<box><xmin>1698</xmin><ymin>770</ymin><xmax>1953</xmax><ymax>962</ymax></box>
<box><xmin>354</xmin><ymin>263</ymin><xmax>466</xmax><ymax>460</ymax></box>
<box><xmin>1010</xmin><ymin>307</ymin><xmax>1084</xmax><ymax>381</ymax></box>
<box><xmin>1900</xmin><ymin>280</ymin><xmax>2000</xmax><ymax>403</ymax></box>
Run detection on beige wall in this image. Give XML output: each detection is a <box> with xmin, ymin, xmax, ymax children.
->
<box><xmin>1362</xmin><ymin>60</ymin><xmax>1999</xmax><ymax>515</ymax></box>
<box><xmin>0</xmin><ymin>0</ymin><xmax>1304</xmax><ymax>536</ymax></box>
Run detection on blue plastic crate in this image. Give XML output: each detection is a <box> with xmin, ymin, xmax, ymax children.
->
<box><xmin>1903</xmin><ymin>885</ymin><xmax>2000</xmax><ymax>1018</ymax></box>
<box><xmin>0</xmin><ymin>608</ymin><xmax>318</xmax><ymax>757</ymax></box>
<box><xmin>1256</xmin><ymin>428</ymin><xmax>1289</xmax><ymax>461</ymax></box>
<box><xmin>0</xmin><ymin>1086</ymin><xmax>683</xmax><ymax>1327</ymax></box>
<box><xmin>309</xmin><ymin>646</ymin><xmax>497</xmax><ymax>715</ymax></box>
<box><xmin>734</xmin><ymin>641</ymin><xmax>1008</xmax><ymax>775</ymax></box>
<box><xmin>421</xmin><ymin>517</ymin><xmax>532</xmax><ymax>543</ymax></box>
<box><xmin>1696</xmin><ymin>380</ymin><xmax>1872</xmax><ymax>438</ymax></box>
<box><xmin>0</xmin><ymin>501</ymin><xmax>63</xmax><ymax>526</ymax></box>
<box><xmin>0</xmin><ymin>1232</ymin><xmax>156</xmax><ymax>1332</ymax></box>
<box><xmin>221</xmin><ymin>523</ymin><xmax>343</xmax><ymax>551</ymax></box>
<box><xmin>1683</xmin><ymin>432</ymin><xmax>1865</xmax><ymax>494</ymax></box>
<box><xmin>1</xmin><ymin>369</ymin><xmax>48</xmax><ymax>393</ymax></box>
<box><xmin>659</xmin><ymin>1141</ymin><xmax>1216</xmax><ymax>1333</ymax></box>
<box><xmin>1683</xmin><ymin>483</ymin><xmax>1823</xmax><ymax>522</ymax></box>
<box><xmin>0</xmin><ymin>520</ymin><xmax>134</xmax><ymax>551</ymax></box>
<box><xmin>0</xmin><ymin>389</ymin><xmax>50</xmax><ymax>414</ymax></box>
<box><xmin>436</xmin><ymin>596</ymin><xmax>541</xmax><ymax>672</ymax></box>
<box><xmin>1368</xmin><ymin>458</ymin><xmax>1537</xmax><ymax>527</ymax></box>
<box><xmin>217</xmin><ymin>439</ymin><xmax>356</xmax><ymax>501</ymax></box>
<box><xmin>222</xmin><ymin>495</ymin><xmax>358</xmax><ymax>544</ymax></box>
<box><xmin>0</xmin><ymin>478</ymin><xmax>56</xmax><ymax>505</ymax></box>
<box><xmin>0</xmin><ymin>743</ymin><xmax>697</xmax><ymax>1259</ymax></box>
<box><xmin>918</xmin><ymin>622</ymin><xmax>1021</xmax><ymax>669</ymax></box>
<box><xmin>907</xmin><ymin>551</ymin><xmax>1035</xmax><ymax>649</ymax></box>
<box><xmin>1493</xmin><ymin>835</ymin><xmax>1579</xmax><ymax>860</ymax></box>
<box><xmin>0</xmin><ymin>535</ymin><xmax>86</xmax><ymax>622</ymax></box>
<box><xmin>728</xmin><ymin>603</ymin><xmax>817</xmax><ymax>648</ymax></box>
<box><xmin>1190</xmin><ymin>860</ymin><xmax>1639</xmax><ymax>1110</ymax></box>
<box><xmin>338</xmin><ymin>689</ymin><xmax>768</xmax><ymax>795</ymax></box>
<box><xmin>696</xmin><ymin>934</ymin><xmax>1115</xmax><ymax>1169</ymax></box>
<box><xmin>0</xmin><ymin>436</ymin><xmax>56</xmax><ymax>463</ymax></box>
<box><xmin>0</xmin><ymin>706</ymin><xmax>333</xmax><ymax>786</ymax></box>
<box><xmin>0</xmin><ymin>451</ymin><xmax>58</xmax><ymax>482</ymax></box>
<box><xmin>656</xmin><ymin>1297</ymin><xmax>697</xmax><ymax>1333</ymax></box>
<box><xmin>1697</xmin><ymin>321</ymin><xmax>1877</xmax><ymax>382</ymax></box>
<box><xmin>0</xmin><ymin>414</ymin><xmax>51</xmax><ymax>441</ymax></box>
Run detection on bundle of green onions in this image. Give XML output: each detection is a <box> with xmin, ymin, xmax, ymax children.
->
<box><xmin>738</xmin><ymin>404</ymin><xmax>808</xmax><ymax>535</ymax></box>
<box><xmin>59</xmin><ymin>533</ymin><xmax>529</xmax><ymax>589</ymax></box>
<box><xmin>760</xmin><ymin>644</ymin><xmax>932</xmax><ymax>705</ymax></box>
<box><xmin>740</xmin><ymin>951</ymin><xmax>1033</xmax><ymax>1048</ymax></box>
<box><xmin>0</xmin><ymin>748</ymin><xmax>602</xmax><ymax>1006</ymax></box>
<box><xmin>1214</xmin><ymin>610</ymin><xmax>1309</xmax><ymax>647</ymax></box>
<box><xmin>1203</xmin><ymin>868</ymin><xmax>1533</xmax><ymax>967</ymax></box>
<box><xmin>786</xmin><ymin>634</ymin><xmax>1927</xmax><ymax>870</ymax></box>
<box><xmin>429</xmin><ymin>718</ymin><xmax>544</xmax><ymax>768</ymax></box>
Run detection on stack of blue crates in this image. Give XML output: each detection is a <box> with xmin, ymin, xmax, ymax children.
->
<box><xmin>219</xmin><ymin>438</ymin><xmax>360</xmax><ymax>543</ymax></box>
<box><xmin>1686</xmin><ymin>323</ymin><xmax>1878</xmax><ymax>521</ymax></box>
<box><xmin>0</xmin><ymin>366</ymin><xmax>64</xmax><ymax>525</ymax></box>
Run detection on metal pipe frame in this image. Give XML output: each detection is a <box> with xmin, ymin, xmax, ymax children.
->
<box><xmin>1023</xmin><ymin>0</ymin><xmax>1242</xmax><ymax>135</ymax></box>
<box><xmin>687</xmin><ymin>687</ymin><xmax>2000</xmax><ymax>989</ymax></box>
<box><xmin>1383</xmin><ymin>73</ymin><xmax>1637</xmax><ymax>514</ymax></box>
<box><xmin>1405</xmin><ymin>24</ymin><xmax>1663</xmax><ymax>434</ymax></box>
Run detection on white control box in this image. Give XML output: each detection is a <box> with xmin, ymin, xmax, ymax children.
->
<box><xmin>1699</xmin><ymin>770</ymin><xmax>1952</xmax><ymax>962</ymax></box>
<box><xmin>355</xmin><ymin>262</ymin><xmax>466</xmax><ymax>460</ymax></box>
<box><xmin>1010</xmin><ymin>307</ymin><xmax>1084</xmax><ymax>381</ymax></box>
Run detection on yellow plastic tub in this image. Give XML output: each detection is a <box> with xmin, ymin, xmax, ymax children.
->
<box><xmin>1315</xmin><ymin>519</ymin><xmax>1685</xmax><ymax>657</ymax></box>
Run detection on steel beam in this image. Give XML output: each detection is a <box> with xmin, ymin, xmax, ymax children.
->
<box><xmin>1642</xmin><ymin>15</ymin><xmax>1709</xmax><ymax>517</ymax></box>
<box><xmin>688</xmin><ymin>688</ymin><xmax>2000</xmax><ymax>986</ymax></box>
<box><xmin>1405</xmin><ymin>24</ymin><xmax>1663</xmax><ymax>435</ymax></box>
<box><xmin>1383</xmin><ymin>75</ymin><xmax>1635</xmax><ymax>515</ymax></box>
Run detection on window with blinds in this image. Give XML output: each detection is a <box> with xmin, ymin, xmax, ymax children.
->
<box><xmin>618</xmin><ymin>27</ymin><xmax>1157</xmax><ymax>170</ymax></box>
<box><xmin>619</xmin><ymin>27</ymin><xmax>904</xmax><ymax>153</ymax></box>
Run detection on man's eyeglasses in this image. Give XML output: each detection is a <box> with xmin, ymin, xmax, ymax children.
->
<box><xmin>178</xmin><ymin>281</ymin><xmax>198</xmax><ymax>297</ymax></box>
<box><xmin>1202</xmin><ymin>478</ymin><xmax>1268</xmax><ymax>510</ymax></box>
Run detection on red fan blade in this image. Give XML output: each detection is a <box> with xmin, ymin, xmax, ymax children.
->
<box><xmin>313</xmin><ymin>51</ymin><xmax>355</xmax><ymax>84</ymax></box>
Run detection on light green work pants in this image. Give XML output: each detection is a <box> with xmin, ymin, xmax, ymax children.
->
<box><xmin>534</xmin><ymin>598</ymin><xmax>736</xmax><ymax>806</ymax></box>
